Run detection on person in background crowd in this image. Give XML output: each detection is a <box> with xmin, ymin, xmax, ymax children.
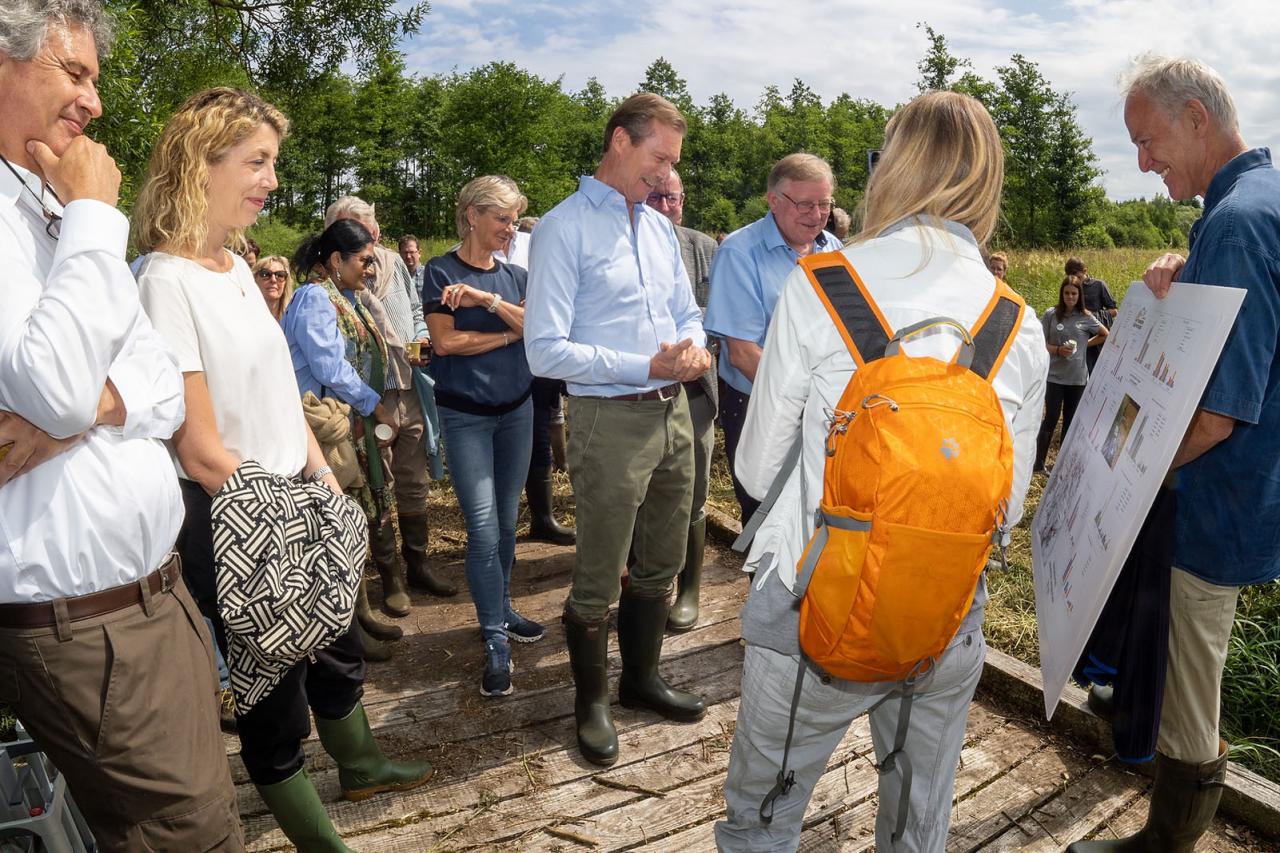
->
<box><xmin>283</xmin><ymin>221</ymin><xmax>407</xmax><ymax>662</ymax></box>
<box><xmin>643</xmin><ymin>167</ymin><xmax>718</xmax><ymax>631</ymax></box>
<box><xmin>1035</xmin><ymin>274</ymin><xmax>1107</xmax><ymax>473</ymax></box>
<box><xmin>525</xmin><ymin>93</ymin><xmax>711</xmax><ymax>767</ymax></box>
<box><xmin>1065</xmin><ymin>256</ymin><xmax>1118</xmax><ymax>374</ymax></box>
<box><xmin>423</xmin><ymin>175</ymin><xmax>542</xmax><ymax>697</ymax></box>
<box><xmin>1067</xmin><ymin>53</ymin><xmax>1280</xmax><ymax>853</ymax></box>
<box><xmin>326</xmin><ymin>196</ymin><xmax>455</xmax><ymax>609</ymax></box>
<box><xmin>240</xmin><ymin>235</ymin><xmax>259</xmax><ymax>266</ymax></box>
<box><xmin>828</xmin><ymin>206</ymin><xmax>851</xmax><ymax>241</ymax></box>
<box><xmin>716</xmin><ymin>89</ymin><xmax>1048</xmax><ymax>853</ymax></box>
<box><xmin>516</xmin><ymin>215</ymin><xmax>539</xmax><ymax>232</ymax></box>
<box><xmin>0</xmin><ymin>4</ymin><xmax>242</xmax><ymax>849</ymax></box>
<box><xmin>253</xmin><ymin>254</ymin><xmax>294</xmax><ymax>322</ymax></box>
<box><xmin>987</xmin><ymin>250</ymin><xmax>1009</xmax><ymax>281</ymax></box>
<box><xmin>398</xmin><ymin>232</ymin><xmax>422</xmax><ymax>288</ymax></box>
<box><xmin>133</xmin><ymin>86</ymin><xmax>433</xmax><ymax>852</ymax></box>
<box><xmin>704</xmin><ymin>153</ymin><xmax>842</xmax><ymax>524</ymax></box>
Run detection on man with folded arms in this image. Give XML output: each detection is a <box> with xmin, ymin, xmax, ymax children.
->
<box><xmin>0</xmin><ymin>2</ymin><xmax>240</xmax><ymax>849</ymax></box>
<box><xmin>525</xmin><ymin>93</ymin><xmax>711</xmax><ymax>766</ymax></box>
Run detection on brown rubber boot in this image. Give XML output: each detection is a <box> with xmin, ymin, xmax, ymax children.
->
<box><xmin>355</xmin><ymin>576</ymin><xmax>402</xmax><ymax>641</ymax></box>
<box><xmin>369</xmin><ymin>521</ymin><xmax>411</xmax><ymax>617</ymax></box>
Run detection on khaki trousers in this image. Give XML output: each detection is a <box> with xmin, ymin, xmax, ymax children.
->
<box><xmin>384</xmin><ymin>387</ymin><xmax>430</xmax><ymax>514</ymax></box>
<box><xmin>0</xmin><ymin>574</ymin><xmax>242</xmax><ymax>852</ymax></box>
<box><xmin>1157</xmin><ymin>567</ymin><xmax>1241</xmax><ymax>763</ymax></box>
<box><xmin>566</xmin><ymin>391</ymin><xmax>695</xmax><ymax>621</ymax></box>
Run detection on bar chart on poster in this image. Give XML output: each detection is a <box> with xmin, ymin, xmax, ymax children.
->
<box><xmin>1032</xmin><ymin>281</ymin><xmax>1244</xmax><ymax>719</ymax></box>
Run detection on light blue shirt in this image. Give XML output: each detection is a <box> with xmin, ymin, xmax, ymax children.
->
<box><xmin>524</xmin><ymin>176</ymin><xmax>706</xmax><ymax>397</ymax></box>
<box><xmin>704</xmin><ymin>212</ymin><xmax>842</xmax><ymax>394</ymax></box>
<box><xmin>280</xmin><ymin>283</ymin><xmax>382</xmax><ymax>416</ymax></box>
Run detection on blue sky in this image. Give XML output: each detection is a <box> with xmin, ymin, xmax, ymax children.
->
<box><xmin>397</xmin><ymin>0</ymin><xmax>1280</xmax><ymax>201</ymax></box>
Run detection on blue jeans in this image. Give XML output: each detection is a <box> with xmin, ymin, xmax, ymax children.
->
<box><xmin>440</xmin><ymin>398</ymin><xmax>534</xmax><ymax>643</ymax></box>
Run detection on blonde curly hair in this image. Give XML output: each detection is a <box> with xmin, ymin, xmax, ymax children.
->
<box><xmin>132</xmin><ymin>87</ymin><xmax>288</xmax><ymax>256</ymax></box>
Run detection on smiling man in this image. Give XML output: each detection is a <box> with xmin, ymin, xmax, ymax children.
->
<box><xmin>1068</xmin><ymin>54</ymin><xmax>1280</xmax><ymax>853</ymax></box>
<box><xmin>703</xmin><ymin>153</ymin><xmax>842</xmax><ymax>524</ymax></box>
<box><xmin>0</xmin><ymin>1</ymin><xmax>242</xmax><ymax>849</ymax></box>
<box><xmin>524</xmin><ymin>92</ymin><xmax>711</xmax><ymax>766</ymax></box>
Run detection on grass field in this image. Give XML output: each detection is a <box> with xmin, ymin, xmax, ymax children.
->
<box><xmin>1003</xmin><ymin>246</ymin><xmax>1156</xmax><ymax>312</ymax></box>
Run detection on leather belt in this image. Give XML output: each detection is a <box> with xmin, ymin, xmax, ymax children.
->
<box><xmin>579</xmin><ymin>382</ymin><xmax>682</xmax><ymax>403</ymax></box>
<box><xmin>0</xmin><ymin>554</ymin><xmax>183</xmax><ymax>629</ymax></box>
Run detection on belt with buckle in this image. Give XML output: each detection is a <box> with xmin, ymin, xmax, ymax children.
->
<box><xmin>580</xmin><ymin>382</ymin><xmax>682</xmax><ymax>403</ymax></box>
<box><xmin>0</xmin><ymin>553</ymin><xmax>182</xmax><ymax>629</ymax></box>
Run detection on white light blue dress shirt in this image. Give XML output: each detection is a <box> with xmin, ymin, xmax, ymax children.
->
<box><xmin>524</xmin><ymin>176</ymin><xmax>705</xmax><ymax>397</ymax></box>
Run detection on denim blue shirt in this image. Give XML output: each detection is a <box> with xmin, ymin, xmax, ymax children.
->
<box><xmin>703</xmin><ymin>212</ymin><xmax>842</xmax><ymax>394</ymax></box>
<box><xmin>280</xmin><ymin>283</ymin><xmax>382</xmax><ymax>416</ymax></box>
<box><xmin>1174</xmin><ymin>147</ymin><xmax>1280</xmax><ymax>586</ymax></box>
<box><xmin>524</xmin><ymin>176</ymin><xmax>705</xmax><ymax>397</ymax></box>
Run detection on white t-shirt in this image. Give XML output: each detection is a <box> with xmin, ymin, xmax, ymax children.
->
<box><xmin>137</xmin><ymin>250</ymin><xmax>309</xmax><ymax>479</ymax></box>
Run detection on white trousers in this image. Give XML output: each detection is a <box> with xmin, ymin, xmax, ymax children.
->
<box><xmin>715</xmin><ymin>630</ymin><xmax>986</xmax><ymax>852</ymax></box>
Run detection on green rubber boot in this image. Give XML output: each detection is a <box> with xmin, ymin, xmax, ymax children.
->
<box><xmin>666</xmin><ymin>517</ymin><xmax>705</xmax><ymax>633</ymax></box>
<box><xmin>314</xmin><ymin>703</ymin><xmax>435</xmax><ymax>802</ymax></box>
<box><xmin>369</xmin><ymin>521</ymin><xmax>411</xmax><ymax>617</ymax></box>
<box><xmin>255</xmin><ymin>768</ymin><xmax>354</xmax><ymax>852</ymax></box>
<box><xmin>563</xmin><ymin>608</ymin><xmax>618</xmax><ymax>766</ymax></box>
<box><xmin>1066</xmin><ymin>742</ymin><xmax>1229</xmax><ymax>852</ymax></box>
<box><xmin>617</xmin><ymin>587</ymin><xmax>706</xmax><ymax>722</ymax></box>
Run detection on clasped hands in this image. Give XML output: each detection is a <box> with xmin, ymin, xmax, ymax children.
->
<box><xmin>649</xmin><ymin>339</ymin><xmax>712</xmax><ymax>383</ymax></box>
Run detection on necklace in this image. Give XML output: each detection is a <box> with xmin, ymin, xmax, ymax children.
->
<box><xmin>0</xmin><ymin>153</ymin><xmax>63</xmax><ymax>239</ymax></box>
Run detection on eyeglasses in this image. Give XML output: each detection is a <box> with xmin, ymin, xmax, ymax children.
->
<box><xmin>255</xmin><ymin>269</ymin><xmax>288</xmax><ymax>281</ymax></box>
<box><xmin>359</xmin><ymin>256</ymin><xmax>376</xmax><ymax>269</ymax></box>
<box><xmin>0</xmin><ymin>153</ymin><xmax>61</xmax><ymax>240</ymax></box>
<box><xmin>646</xmin><ymin>192</ymin><xmax>685</xmax><ymax>206</ymax></box>
<box><xmin>778</xmin><ymin>190</ymin><xmax>834</xmax><ymax>215</ymax></box>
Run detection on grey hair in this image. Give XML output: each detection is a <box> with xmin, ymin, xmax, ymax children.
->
<box><xmin>325</xmin><ymin>195</ymin><xmax>377</xmax><ymax>228</ymax></box>
<box><xmin>0</xmin><ymin>0</ymin><xmax>114</xmax><ymax>61</ymax></box>
<box><xmin>1120</xmin><ymin>52</ymin><xmax>1238</xmax><ymax>133</ymax></box>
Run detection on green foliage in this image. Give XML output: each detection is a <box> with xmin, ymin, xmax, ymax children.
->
<box><xmin>247</xmin><ymin>216</ymin><xmax>306</xmax><ymax>260</ymax></box>
<box><xmin>1222</xmin><ymin>582</ymin><xmax>1280</xmax><ymax>780</ymax></box>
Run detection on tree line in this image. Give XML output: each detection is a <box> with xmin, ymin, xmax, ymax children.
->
<box><xmin>96</xmin><ymin>4</ymin><xmax>1194</xmax><ymax>250</ymax></box>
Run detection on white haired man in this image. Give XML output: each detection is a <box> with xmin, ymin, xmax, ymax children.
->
<box><xmin>0</xmin><ymin>1</ymin><xmax>241</xmax><ymax>848</ymax></box>
<box><xmin>703</xmin><ymin>153</ymin><xmax>842</xmax><ymax>524</ymax></box>
<box><xmin>1069</xmin><ymin>54</ymin><xmax>1280</xmax><ymax>852</ymax></box>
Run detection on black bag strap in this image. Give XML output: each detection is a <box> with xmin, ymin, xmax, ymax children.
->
<box><xmin>967</xmin><ymin>282</ymin><xmax>1026</xmax><ymax>381</ymax></box>
<box><xmin>801</xmin><ymin>254</ymin><xmax>893</xmax><ymax>368</ymax></box>
<box><xmin>759</xmin><ymin>654</ymin><xmax>808</xmax><ymax>823</ymax></box>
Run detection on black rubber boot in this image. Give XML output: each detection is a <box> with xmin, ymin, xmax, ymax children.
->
<box><xmin>369</xmin><ymin>521</ymin><xmax>411</xmax><ymax>617</ymax></box>
<box><xmin>355</xmin><ymin>576</ymin><xmax>402</xmax><ymax>642</ymax></box>
<box><xmin>666</xmin><ymin>517</ymin><xmax>705</xmax><ymax>633</ymax></box>
<box><xmin>562</xmin><ymin>609</ymin><xmax>618</xmax><ymax>766</ymax></box>
<box><xmin>617</xmin><ymin>587</ymin><xmax>706</xmax><ymax>722</ymax></box>
<box><xmin>255</xmin><ymin>768</ymin><xmax>354</xmax><ymax>852</ymax></box>
<box><xmin>1066</xmin><ymin>742</ymin><xmax>1229</xmax><ymax>852</ymax></box>
<box><xmin>399</xmin><ymin>513</ymin><xmax>458</xmax><ymax>597</ymax></box>
<box><xmin>549</xmin><ymin>420</ymin><xmax>568</xmax><ymax>472</ymax></box>
<box><xmin>314</xmin><ymin>703</ymin><xmax>435</xmax><ymax>802</ymax></box>
<box><xmin>1087</xmin><ymin>684</ymin><xmax>1115</xmax><ymax>721</ymax></box>
<box><xmin>354</xmin><ymin>618</ymin><xmax>393</xmax><ymax>662</ymax></box>
<box><xmin>526</xmin><ymin>466</ymin><xmax>575</xmax><ymax>545</ymax></box>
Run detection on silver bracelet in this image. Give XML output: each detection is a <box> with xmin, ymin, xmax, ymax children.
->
<box><xmin>308</xmin><ymin>465</ymin><xmax>333</xmax><ymax>483</ymax></box>
<box><xmin>487</xmin><ymin>292</ymin><xmax>503</xmax><ymax>313</ymax></box>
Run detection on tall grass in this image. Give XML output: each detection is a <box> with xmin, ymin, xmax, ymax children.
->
<box><xmin>1003</xmin><ymin>247</ymin><xmax>1161</xmax><ymax>313</ymax></box>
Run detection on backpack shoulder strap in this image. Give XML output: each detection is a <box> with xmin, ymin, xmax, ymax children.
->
<box><xmin>799</xmin><ymin>253</ymin><xmax>893</xmax><ymax>368</ymax></box>
<box><xmin>966</xmin><ymin>278</ymin><xmax>1026</xmax><ymax>381</ymax></box>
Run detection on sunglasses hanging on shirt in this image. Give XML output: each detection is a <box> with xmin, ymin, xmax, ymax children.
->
<box><xmin>0</xmin><ymin>153</ymin><xmax>63</xmax><ymax>240</ymax></box>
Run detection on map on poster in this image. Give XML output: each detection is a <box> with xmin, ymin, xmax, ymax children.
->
<box><xmin>1032</xmin><ymin>281</ymin><xmax>1244</xmax><ymax>720</ymax></box>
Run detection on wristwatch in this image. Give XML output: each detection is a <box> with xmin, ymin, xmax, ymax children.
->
<box><xmin>308</xmin><ymin>465</ymin><xmax>333</xmax><ymax>483</ymax></box>
<box><xmin>487</xmin><ymin>293</ymin><xmax>503</xmax><ymax>313</ymax></box>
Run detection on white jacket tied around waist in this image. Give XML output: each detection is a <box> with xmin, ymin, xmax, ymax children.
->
<box><xmin>737</xmin><ymin>220</ymin><xmax>1049</xmax><ymax>593</ymax></box>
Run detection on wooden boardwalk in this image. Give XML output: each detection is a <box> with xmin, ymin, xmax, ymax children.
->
<box><xmin>228</xmin><ymin>539</ymin><xmax>1268</xmax><ymax>852</ymax></box>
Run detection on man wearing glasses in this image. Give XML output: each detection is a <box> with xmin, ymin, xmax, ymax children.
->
<box><xmin>704</xmin><ymin>153</ymin><xmax>842</xmax><ymax>524</ymax></box>
<box><xmin>0</xmin><ymin>1</ymin><xmax>242</xmax><ymax>848</ymax></box>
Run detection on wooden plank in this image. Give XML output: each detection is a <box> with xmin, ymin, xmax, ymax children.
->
<box><xmin>244</xmin><ymin>650</ymin><xmax>747</xmax><ymax>849</ymax></box>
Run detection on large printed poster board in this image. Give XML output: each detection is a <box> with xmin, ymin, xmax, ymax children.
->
<box><xmin>1032</xmin><ymin>281</ymin><xmax>1244</xmax><ymax>719</ymax></box>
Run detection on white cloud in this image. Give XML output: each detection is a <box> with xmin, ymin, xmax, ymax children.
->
<box><xmin>401</xmin><ymin>0</ymin><xmax>1280</xmax><ymax>200</ymax></box>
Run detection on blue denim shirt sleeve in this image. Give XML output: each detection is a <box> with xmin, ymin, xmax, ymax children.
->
<box><xmin>524</xmin><ymin>210</ymin><xmax>653</xmax><ymax>389</ymax></box>
<box><xmin>1188</xmin><ymin>239</ymin><xmax>1278</xmax><ymax>424</ymax></box>
<box><xmin>283</xmin><ymin>284</ymin><xmax>381</xmax><ymax>416</ymax></box>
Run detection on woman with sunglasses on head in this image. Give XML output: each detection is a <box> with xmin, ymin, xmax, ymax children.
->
<box><xmin>133</xmin><ymin>87</ymin><xmax>431</xmax><ymax>853</ymax></box>
<box><xmin>252</xmin><ymin>254</ymin><xmax>294</xmax><ymax>321</ymax></box>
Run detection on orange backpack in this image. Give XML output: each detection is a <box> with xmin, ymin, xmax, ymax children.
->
<box><xmin>744</xmin><ymin>252</ymin><xmax>1025</xmax><ymax>833</ymax></box>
